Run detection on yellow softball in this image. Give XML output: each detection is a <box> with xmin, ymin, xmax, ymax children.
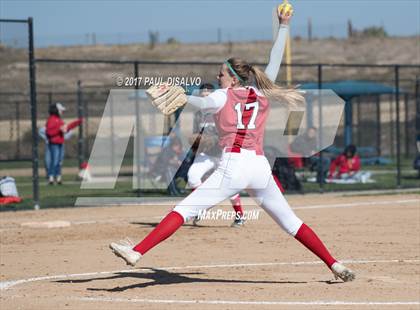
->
<box><xmin>278</xmin><ymin>0</ymin><xmax>294</xmax><ymax>16</ymax></box>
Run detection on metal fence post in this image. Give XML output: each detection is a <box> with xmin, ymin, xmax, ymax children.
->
<box><xmin>404</xmin><ymin>93</ymin><xmax>409</xmax><ymax>158</ymax></box>
<box><xmin>376</xmin><ymin>95</ymin><xmax>381</xmax><ymax>156</ymax></box>
<box><xmin>356</xmin><ymin>97</ymin><xmax>361</xmax><ymax>146</ymax></box>
<box><xmin>394</xmin><ymin>65</ymin><xmax>401</xmax><ymax>188</ymax></box>
<box><xmin>416</xmin><ymin>78</ymin><xmax>420</xmax><ymax>144</ymax></box>
<box><xmin>134</xmin><ymin>61</ymin><xmax>142</xmax><ymax>196</ymax></box>
<box><xmin>82</xmin><ymin>94</ymin><xmax>89</xmax><ymax>159</ymax></box>
<box><xmin>28</xmin><ymin>17</ymin><xmax>40</xmax><ymax>209</ymax></box>
<box><xmin>76</xmin><ymin>80</ymin><xmax>84</xmax><ymax>169</ymax></box>
<box><xmin>317</xmin><ymin>64</ymin><xmax>324</xmax><ymax>192</ymax></box>
<box><xmin>16</xmin><ymin>101</ymin><xmax>21</xmax><ymax>159</ymax></box>
<box><xmin>389</xmin><ymin>94</ymin><xmax>395</xmax><ymax>157</ymax></box>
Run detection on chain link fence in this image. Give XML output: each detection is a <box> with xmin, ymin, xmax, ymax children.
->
<box><xmin>2</xmin><ymin>60</ymin><xmax>418</xmax><ymax>160</ymax></box>
<box><xmin>1</xmin><ymin>37</ymin><xmax>419</xmax><ymax>208</ymax></box>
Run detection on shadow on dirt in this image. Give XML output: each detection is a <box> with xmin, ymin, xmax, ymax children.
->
<box><xmin>55</xmin><ymin>268</ymin><xmax>317</xmax><ymax>292</ymax></box>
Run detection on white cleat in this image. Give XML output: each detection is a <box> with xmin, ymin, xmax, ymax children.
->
<box><xmin>109</xmin><ymin>238</ymin><xmax>142</xmax><ymax>267</ymax></box>
<box><xmin>331</xmin><ymin>262</ymin><xmax>355</xmax><ymax>282</ymax></box>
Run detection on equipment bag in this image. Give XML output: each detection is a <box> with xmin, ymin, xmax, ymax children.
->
<box><xmin>0</xmin><ymin>176</ymin><xmax>19</xmax><ymax>197</ymax></box>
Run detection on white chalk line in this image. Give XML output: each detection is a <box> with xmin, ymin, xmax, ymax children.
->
<box><xmin>1</xmin><ymin>258</ymin><xmax>419</xmax><ymax>291</ymax></box>
<box><xmin>150</xmin><ymin>258</ymin><xmax>420</xmax><ymax>271</ymax></box>
<box><xmin>76</xmin><ymin>296</ymin><xmax>420</xmax><ymax>306</ymax></box>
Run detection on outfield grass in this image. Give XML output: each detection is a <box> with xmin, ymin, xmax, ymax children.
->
<box><xmin>2</xmin><ymin>167</ymin><xmax>419</xmax><ymax>211</ymax></box>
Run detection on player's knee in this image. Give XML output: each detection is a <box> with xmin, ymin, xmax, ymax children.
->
<box><xmin>269</xmin><ymin>210</ymin><xmax>303</xmax><ymax>236</ymax></box>
<box><xmin>284</xmin><ymin>218</ymin><xmax>303</xmax><ymax>236</ymax></box>
<box><xmin>173</xmin><ymin>205</ymin><xmax>199</xmax><ymax>222</ymax></box>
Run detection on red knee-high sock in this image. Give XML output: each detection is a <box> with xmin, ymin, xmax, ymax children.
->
<box><xmin>133</xmin><ymin>211</ymin><xmax>184</xmax><ymax>255</ymax></box>
<box><xmin>230</xmin><ymin>194</ymin><xmax>243</xmax><ymax>217</ymax></box>
<box><xmin>294</xmin><ymin>223</ymin><xmax>337</xmax><ymax>269</ymax></box>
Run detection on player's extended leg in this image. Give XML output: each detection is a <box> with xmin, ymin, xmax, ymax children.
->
<box><xmin>248</xmin><ymin>162</ymin><xmax>355</xmax><ymax>282</ymax></box>
<box><xmin>110</xmin><ymin>157</ymin><xmax>242</xmax><ymax>266</ymax></box>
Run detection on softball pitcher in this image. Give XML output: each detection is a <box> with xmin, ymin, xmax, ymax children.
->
<box><xmin>110</xmin><ymin>8</ymin><xmax>355</xmax><ymax>282</ymax></box>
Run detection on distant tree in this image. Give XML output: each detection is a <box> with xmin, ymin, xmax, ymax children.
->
<box><xmin>308</xmin><ymin>18</ymin><xmax>313</xmax><ymax>42</ymax></box>
<box><xmin>149</xmin><ymin>31</ymin><xmax>159</xmax><ymax>49</ymax></box>
<box><xmin>361</xmin><ymin>26</ymin><xmax>388</xmax><ymax>38</ymax></box>
<box><xmin>347</xmin><ymin>19</ymin><xmax>353</xmax><ymax>38</ymax></box>
<box><xmin>166</xmin><ymin>37</ymin><xmax>179</xmax><ymax>44</ymax></box>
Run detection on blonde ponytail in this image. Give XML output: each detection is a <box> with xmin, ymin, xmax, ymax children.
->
<box><xmin>226</xmin><ymin>57</ymin><xmax>303</xmax><ymax>107</ymax></box>
<box><xmin>250</xmin><ymin>65</ymin><xmax>303</xmax><ymax>106</ymax></box>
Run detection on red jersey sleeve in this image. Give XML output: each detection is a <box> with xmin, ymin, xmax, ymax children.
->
<box><xmin>66</xmin><ymin>118</ymin><xmax>82</xmax><ymax>131</ymax></box>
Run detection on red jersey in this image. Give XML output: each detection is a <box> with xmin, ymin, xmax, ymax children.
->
<box><xmin>46</xmin><ymin>114</ymin><xmax>64</xmax><ymax>144</ymax></box>
<box><xmin>329</xmin><ymin>154</ymin><xmax>361</xmax><ymax>177</ymax></box>
<box><xmin>213</xmin><ymin>87</ymin><xmax>269</xmax><ymax>154</ymax></box>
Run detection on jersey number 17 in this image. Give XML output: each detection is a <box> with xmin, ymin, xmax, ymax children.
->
<box><xmin>234</xmin><ymin>102</ymin><xmax>259</xmax><ymax>130</ymax></box>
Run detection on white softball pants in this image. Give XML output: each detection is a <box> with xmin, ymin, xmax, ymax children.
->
<box><xmin>187</xmin><ymin>153</ymin><xmax>217</xmax><ymax>188</ymax></box>
<box><xmin>174</xmin><ymin>149</ymin><xmax>303</xmax><ymax>236</ymax></box>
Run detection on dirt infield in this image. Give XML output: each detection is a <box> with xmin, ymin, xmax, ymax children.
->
<box><xmin>1</xmin><ymin>193</ymin><xmax>419</xmax><ymax>309</ymax></box>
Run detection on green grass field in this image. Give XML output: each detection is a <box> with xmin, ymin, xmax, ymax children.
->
<box><xmin>1</xmin><ymin>158</ymin><xmax>419</xmax><ymax>211</ymax></box>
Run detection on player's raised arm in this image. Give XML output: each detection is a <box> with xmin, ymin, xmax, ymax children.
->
<box><xmin>264</xmin><ymin>8</ymin><xmax>292</xmax><ymax>83</ymax></box>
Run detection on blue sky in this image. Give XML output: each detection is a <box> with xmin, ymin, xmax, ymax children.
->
<box><xmin>1</xmin><ymin>0</ymin><xmax>419</xmax><ymax>46</ymax></box>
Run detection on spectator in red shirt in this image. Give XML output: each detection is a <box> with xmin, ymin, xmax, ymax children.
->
<box><xmin>328</xmin><ymin>144</ymin><xmax>361</xmax><ymax>179</ymax></box>
<box><xmin>46</xmin><ymin>103</ymin><xmax>66</xmax><ymax>184</ymax></box>
<box><xmin>39</xmin><ymin>118</ymin><xmax>82</xmax><ymax>180</ymax></box>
